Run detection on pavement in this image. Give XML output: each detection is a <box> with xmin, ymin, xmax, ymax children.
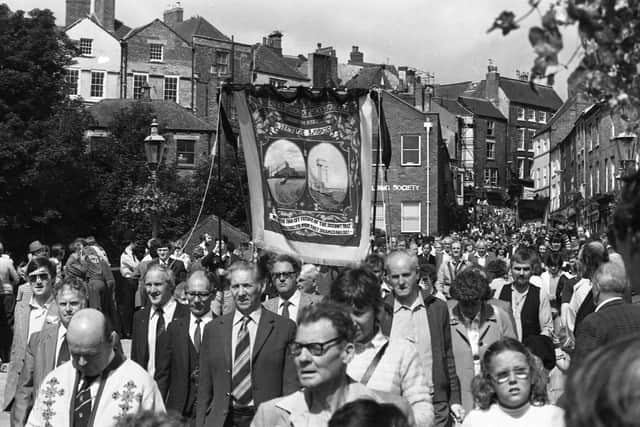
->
<box><xmin>0</xmin><ymin>339</ymin><xmax>132</xmax><ymax>425</ymax></box>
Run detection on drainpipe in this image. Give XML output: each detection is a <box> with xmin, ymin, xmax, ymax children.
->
<box><xmin>424</xmin><ymin>118</ymin><xmax>433</xmax><ymax>234</ymax></box>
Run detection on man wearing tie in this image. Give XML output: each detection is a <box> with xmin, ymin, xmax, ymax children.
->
<box><xmin>156</xmin><ymin>270</ymin><xmax>216</xmax><ymax>423</ymax></box>
<box><xmin>131</xmin><ymin>264</ymin><xmax>189</xmax><ymax>375</ymax></box>
<box><xmin>196</xmin><ymin>261</ymin><xmax>298</xmax><ymax>427</ymax></box>
<box><xmin>263</xmin><ymin>254</ymin><xmax>322</xmax><ymax>324</ymax></box>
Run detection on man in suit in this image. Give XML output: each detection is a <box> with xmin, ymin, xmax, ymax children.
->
<box><xmin>196</xmin><ymin>261</ymin><xmax>298</xmax><ymax>427</ymax></box>
<box><xmin>418</xmin><ymin>237</ymin><xmax>436</xmax><ymax>268</ymax></box>
<box><xmin>12</xmin><ymin>277</ymin><xmax>88</xmax><ymax>426</ymax></box>
<box><xmin>263</xmin><ymin>254</ymin><xmax>322</xmax><ymax>324</ymax></box>
<box><xmin>3</xmin><ymin>257</ymin><xmax>58</xmax><ymax>412</ymax></box>
<box><xmin>381</xmin><ymin>250</ymin><xmax>463</xmax><ymax>427</ymax></box>
<box><xmin>131</xmin><ymin>264</ymin><xmax>190</xmax><ymax>376</ymax></box>
<box><xmin>156</xmin><ymin>270</ymin><xmax>216</xmax><ymax>423</ymax></box>
<box><xmin>573</xmin><ymin>260</ymin><xmax>640</xmax><ymax>364</ymax></box>
<box><xmin>153</xmin><ymin>239</ymin><xmax>188</xmax><ymax>285</ymax></box>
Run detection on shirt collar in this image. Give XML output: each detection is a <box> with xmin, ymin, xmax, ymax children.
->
<box><xmin>595</xmin><ymin>296</ymin><xmax>624</xmax><ymax>312</ymax></box>
<box><xmin>29</xmin><ymin>295</ymin><xmax>53</xmax><ymax>310</ymax></box>
<box><xmin>233</xmin><ymin>306</ymin><xmax>262</xmax><ymax>326</ymax></box>
<box><xmin>153</xmin><ymin>298</ymin><xmax>176</xmax><ymax>316</ymax></box>
<box><xmin>280</xmin><ymin>289</ymin><xmax>301</xmax><ymax>307</ymax></box>
<box><xmin>191</xmin><ymin>311</ymin><xmax>213</xmax><ymax>324</ymax></box>
<box><xmin>393</xmin><ymin>292</ymin><xmax>425</xmax><ymax>313</ymax></box>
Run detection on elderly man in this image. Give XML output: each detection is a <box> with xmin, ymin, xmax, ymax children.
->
<box><xmin>467</xmin><ymin>239</ymin><xmax>494</xmax><ymax>268</ymax></box>
<box><xmin>436</xmin><ymin>240</ymin><xmax>470</xmax><ymax>298</ymax></box>
<box><xmin>264</xmin><ymin>254</ymin><xmax>322</xmax><ymax>324</ymax></box>
<box><xmin>382</xmin><ymin>250</ymin><xmax>462</xmax><ymax>427</ymax></box>
<box><xmin>26</xmin><ymin>309</ymin><xmax>165</xmax><ymax>426</ymax></box>
<box><xmin>296</xmin><ymin>264</ymin><xmax>320</xmax><ymax>295</ymax></box>
<box><xmin>155</xmin><ymin>270</ymin><xmax>216</xmax><ymax>423</ymax></box>
<box><xmin>197</xmin><ymin>261</ymin><xmax>298</xmax><ymax>427</ymax></box>
<box><xmin>251</xmin><ymin>301</ymin><xmax>414</xmax><ymax>427</ymax></box>
<box><xmin>131</xmin><ymin>265</ymin><xmax>189</xmax><ymax>376</ymax></box>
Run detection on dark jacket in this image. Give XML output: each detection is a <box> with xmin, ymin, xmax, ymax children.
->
<box><xmin>381</xmin><ymin>291</ymin><xmax>461</xmax><ymax>405</ymax></box>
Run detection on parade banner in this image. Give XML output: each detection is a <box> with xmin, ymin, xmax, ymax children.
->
<box><xmin>233</xmin><ymin>87</ymin><xmax>373</xmax><ymax>265</ymax></box>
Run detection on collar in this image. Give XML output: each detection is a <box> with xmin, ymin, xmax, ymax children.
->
<box><xmin>29</xmin><ymin>295</ymin><xmax>53</xmax><ymax>310</ymax></box>
<box><xmin>393</xmin><ymin>292</ymin><xmax>425</xmax><ymax>314</ymax></box>
<box><xmin>153</xmin><ymin>298</ymin><xmax>176</xmax><ymax>315</ymax></box>
<box><xmin>595</xmin><ymin>296</ymin><xmax>624</xmax><ymax>312</ymax></box>
<box><xmin>233</xmin><ymin>306</ymin><xmax>262</xmax><ymax>326</ymax></box>
<box><xmin>191</xmin><ymin>311</ymin><xmax>213</xmax><ymax>324</ymax></box>
<box><xmin>280</xmin><ymin>289</ymin><xmax>301</xmax><ymax>307</ymax></box>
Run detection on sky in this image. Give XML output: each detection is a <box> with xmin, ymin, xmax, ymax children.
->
<box><xmin>7</xmin><ymin>0</ymin><xmax>581</xmax><ymax>99</ymax></box>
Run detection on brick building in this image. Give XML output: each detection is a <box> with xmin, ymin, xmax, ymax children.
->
<box><xmin>253</xmin><ymin>32</ymin><xmax>311</xmax><ymax>87</ymax></box>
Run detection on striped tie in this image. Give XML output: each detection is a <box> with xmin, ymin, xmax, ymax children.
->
<box><xmin>231</xmin><ymin>316</ymin><xmax>252</xmax><ymax>406</ymax></box>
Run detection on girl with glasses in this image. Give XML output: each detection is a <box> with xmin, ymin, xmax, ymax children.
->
<box><xmin>461</xmin><ymin>338</ymin><xmax>564</xmax><ymax>426</ymax></box>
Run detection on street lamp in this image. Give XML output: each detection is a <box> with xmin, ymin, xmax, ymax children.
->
<box><xmin>143</xmin><ymin>119</ymin><xmax>166</xmax><ymax>237</ymax></box>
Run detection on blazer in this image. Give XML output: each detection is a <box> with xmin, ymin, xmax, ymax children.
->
<box><xmin>573</xmin><ymin>299</ymin><xmax>640</xmax><ymax>365</ymax></box>
<box><xmin>263</xmin><ymin>292</ymin><xmax>323</xmax><ymax>320</ymax></box>
<box><xmin>196</xmin><ymin>308</ymin><xmax>299</xmax><ymax>427</ymax></box>
<box><xmin>448</xmin><ymin>302</ymin><xmax>516</xmax><ymax>411</ymax></box>
<box><xmin>381</xmin><ymin>291</ymin><xmax>461</xmax><ymax>405</ymax></box>
<box><xmin>131</xmin><ymin>302</ymin><xmax>190</xmax><ymax>370</ymax></box>
<box><xmin>3</xmin><ymin>289</ymin><xmax>58</xmax><ymax>410</ymax></box>
<box><xmin>155</xmin><ymin>315</ymin><xmax>209</xmax><ymax>418</ymax></box>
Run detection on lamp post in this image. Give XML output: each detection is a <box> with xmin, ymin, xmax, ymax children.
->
<box><xmin>143</xmin><ymin>118</ymin><xmax>166</xmax><ymax>238</ymax></box>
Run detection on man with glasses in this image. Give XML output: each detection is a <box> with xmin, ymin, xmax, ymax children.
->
<box><xmin>131</xmin><ymin>265</ymin><xmax>189</xmax><ymax>376</ymax></box>
<box><xmin>264</xmin><ymin>254</ymin><xmax>322</xmax><ymax>324</ymax></box>
<box><xmin>3</xmin><ymin>257</ymin><xmax>59</xmax><ymax>412</ymax></box>
<box><xmin>156</xmin><ymin>270</ymin><xmax>216</xmax><ymax>423</ymax></box>
<box><xmin>251</xmin><ymin>301</ymin><xmax>414</xmax><ymax>427</ymax></box>
<box><xmin>197</xmin><ymin>261</ymin><xmax>298</xmax><ymax>427</ymax></box>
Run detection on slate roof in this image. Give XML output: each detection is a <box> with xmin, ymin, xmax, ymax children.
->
<box><xmin>458</xmin><ymin>96</ymin><xmax>506</xmax><ymax>120</ymax></box>
<box><xmin>172</xmin><ymin>16</ymin><xmax>230</xmax><ymax>42</ymax></box>
<box><xmin>344</xmin><ymin>66</ymin><xmax>400</xmax><ymax>90</ymax></box>
<box><xmin>254</xmin><ymin>45</ymin><xmax>309</xmax><ymax>81</ymax></box>
<box><xmin>497</xmin><ymin>77</ymin><xmax>562</xmax><ymax>110</ymax></box>
<box><xmin>113</xmin><ymin>19</ymin><xmax>131</xmax><ymax>39</ymax></box>
<box><xmin>435</xmin><ymin>82</ymin><xmax>474</xmax><ymax>100</ymax></box>
<box><xmin>434</xmin><ymin>98</ymin><xmax>472</xmax><ymax>117</ymax></box>
<box><xmin>89</xmin><ymin>99</ymin><xmax>215</xmax><ymax>132</ymax></box>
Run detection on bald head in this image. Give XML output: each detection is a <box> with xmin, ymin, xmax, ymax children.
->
<box><xmin>593</xmin><ymin>261</ymin><xmax>629</xmax><ymax>297</ymax></box>
<box><xmin>67</xmin><ymin>309</ymin><xmax>113</xmax><ymax>377</ymax></box>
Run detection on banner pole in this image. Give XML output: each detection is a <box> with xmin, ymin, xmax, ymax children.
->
<box><xmin>371</xmin><ymin>90</ymin><xmax>382</xmax><ymax>246</ymax></box>
<box><xmin>217</xmin><ymin>84</ymin><xmax>223</xmax><ymax>249</ymax></box>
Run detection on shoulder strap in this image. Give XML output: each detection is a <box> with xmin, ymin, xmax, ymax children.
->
<box><xmin>360</xmin><ymin>341</ymin><xmax>389</xmax><ymax>386</ymax></box>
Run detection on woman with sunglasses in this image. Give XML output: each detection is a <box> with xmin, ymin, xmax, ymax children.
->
<box><xmin>461</xmin><ymin>337</ymin><xmax>564</xmax><ymax>426</ymax></box>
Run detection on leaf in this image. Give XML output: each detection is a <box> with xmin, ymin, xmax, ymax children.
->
<box><xmin>487</xmin><ymin>11</ymin><xmax>520</xmax><ymax>35</ymax></box>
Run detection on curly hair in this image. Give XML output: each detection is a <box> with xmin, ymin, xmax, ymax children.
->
<box><xmin>486</xmin><ymin>259</ymin><xmax>508</xmax><ymax>280</ymax></box>
<box><xmin>449</xmin><ymin>265</ymin><xmax>492</xmax><ymax>302</ymax></box>
<box><xmin>471</xmin><ymin>338</ymin><xmax>549</xmax><ymax>410</ymax></box>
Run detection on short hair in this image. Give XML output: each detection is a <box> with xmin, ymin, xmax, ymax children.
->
<box><xmin>546</xmin><ymin>252</ymin><xmax>563</xmax><ymax>269</ymax></box>
<box><xmin>26</xmin><ymin>256</ymin><xmax>56</xmax><ymax>279</ymax></box>
<box><xmin>227</xmin><ymin>260</ymin><xmax>259</xmax><ymax>282</ymax></box>
<box><xmin>329</xmin><ymin>267</ymin><xmax>382</xmax><ymax>313</ymax></box>
<box><xmin>472</xmin><ymin>337</ymin><xmax>549</xmax><ymax>409</ymax></box>
<box><xmin>56</xmin><ymin>277</ymin><xmax>89</xmax><ymax>302</ymax></box>
<box><xmin>329</xmin><ymin>399</ymin><xmax>410</xmax><ymax>427</ymax></box>
<box><xmin>300</xmin><ymin>264</ymin><xmax>320</xmax><ymax>279</ymax></box>
<box><xmin>385</xmin><ymin>250</ymin><xmax>418</xmax><ymax>272</ymax></box>
<box><xmin>510</xmin><ymin>247</ymin><xmax>537</xmax><ymax>266</ymax></box>
<box><xmin>579</xmin><ymin>241</ymin><xmax>609</xmax><ymax>279</ymax></box>
<box><xmin>145</xmin><ymin>264</ymin><xmax>175</xmax><ymax>289</ymax></box>
<box><xmin>272</xmin><ymin>253</ymin><xmax>301</xmax><ymax>274</ymax></box>
<box><xmin>50</xmin><ymin>243</ymin><xmax>65</xmax><ymax>259</ymax></box>
<box><xmin>593</xmin><ymin>261</ymin><xmax>628</xmax><ymax>296</ymax></box>
<box><xmin>187</xmin><ymin>269</ymin><xmax>216</xmax><ymax>292</ymax></box>
<box><xmin>486</xmin><ymin>259</ymin><xmax>508</xmax><ymax>280</ymax></box>
<box><xmin>298</xmin><ymin>301</ymin><xmax>356</xmax><ymax>343</ymax></box>
<box><xmin>156</xmin><ymin>238</ymin><xmax>172</xmax><ymax>250</ymax></box>
<box><xmin>450</xmin><ymin>265</ymin><xmax>492</xmax><ymax>302</ymax></box>
<box><xmin>363</xmin><ymin>253</ymin><xmax>384</xmax><ymax>270</ymax></box>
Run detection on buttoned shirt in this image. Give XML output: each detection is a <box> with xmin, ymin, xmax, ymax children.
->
<box><xmin>55</xmin><ymin>324</ymin><xmax>68</xmax><ymax>363</ymax></box>
<box><xmin>231</xmin><ymin>307</ymin><xmax>262</xmax><ymax>361</ymax></box>
<box><xmin>278</xmin><ymin>290</ymin><xmax>301</xmax><ymax>323</ymax></box>
<box><xmin>189</xmin><ymin>312</ymin><xmax>213</xmax><ymax>347</ymax></box>
<box><xmin>389</xmin><ymin>293</ymin><xmax>433</xmax><ymax>376</ymax></box>
<box><xmin>147</xmin><ymin>299</ymin><xmax>178</xmax><ymax>375</ymax></box>
<box><xmin>508</xmin><ymin>284</ymin><xmax>553</xmax><ymax>340</ymax></box>
<box><xmin>28</xmin><ymin>297</ymin><xmax>53</xmax><ymax>341</ymax></box>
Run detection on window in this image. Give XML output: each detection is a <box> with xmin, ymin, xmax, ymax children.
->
<box><xmin>518</xmin><ymin>158</ymin><xmax>526</xmax><ymax>179</ymax></box>
<box><xmin>516</xmin><ymin>106</ymin><xmax>525</xmax><ymax>120</ymax></box>
<box><xmin>133</xmin><ymin>73</ymin><xmax>148</xmax><ymax>99</ymax></box>
<box><xmin>163</xmin><ymin>76</ymin><xmax>178</xmax><ymax>102</ymax></box>
<box><xmin>79</xmin><ymin>38</ymin><xmax>93</xmax><ymax>56</ymax></box>
<box><xmin>527</xmin><ymin>129</ymin><xmax>536</xmax><ymax>151</ymax></box>
<box><xmin>486</xmin><ymin>139</ymin><xmax>495</xmax><ymax>159</ymax></box>
<box><xmin>371</xmin><ymin>201</ymin><xmax>385</xmax><ymax>231</ymax></box>
<box><xmin>213</xmin><ymin>50</ymin><xmax>230</xmax><ymax>75</ymax></box>
<box><xmin>176</xmin><ymin>139</ymin><xmax>196</xmax><ymax>167</ymax></box>
<box><xmin>537</xmin><ymin>110</ymin><xmax>547</xmax><ymax>123</ymax></box>
<box><xmin>149</xmin><ymin>43</ymin><xmax>163</xmax><ymax>62</ymax></box>
<box><xmin>517</xmin><ymin>128</ymin><xmax>526</xmax><ymax>150</ymax></box>
<box><xmin>65</xmin><ymin>69</ymin><xmax>79</xmax><ymax>95</ymax></box>
<box><xmin>484</xmin><ymin>168</ymin><xmax>498</xmax><ymax>186</ymax></box>
<box><xmin>486</xmin><ymin>120</ymin><xmax>495</xmax><ymax>137</ymax></box>
<box><xmin>401</xmin><ymin>135</ymin><xmax>421</xmax><ymax>165</ymax></box>
<box><xmin>526</xmin><ymin>108</ymin><xmax>536</xmax><ymax>121</ymax></box>
<box><xmin>269</xmin><ymin>78</ymin><xmax>287</xmax><ymax>88</ymax></box>
<box><xmin>401</xmin><ymin>202</ymin><xmax>421</xmax><ymax>233</ymax></box>
<box><xmin>90</xmin><ymin>71</ymin><xmax>105</xmax><ymax>98</ymax></box>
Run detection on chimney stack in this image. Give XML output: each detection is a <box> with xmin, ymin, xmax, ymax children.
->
<box><xmin>163</xmin><ymin>2</ymin><xmax>184</xmax><ymax>27</ymax></box>
<box><xmin>267</xmin><ymin>30</ymin><xmax>283</xmax><ymax>56</ymax></box>
<box><xmin>486</xmin><ymin>60</ymin><xmax>499</xmax><ymax>104</ymax></box>
<box><xmin>65</xmin><ymin>0</ymin><xmax>90</xmax><ymax>26</ymax></box>
<box><xmin>349</xmin><ymin>46</ymin><xmax>364</xmax><ymax>64</ymax></box>
<box><xmin>94</xmin><ymin>0</ymin><xmax>115</xmax><ymax>33</ymax></box>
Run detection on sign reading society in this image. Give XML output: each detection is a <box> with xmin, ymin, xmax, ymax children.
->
<box><xmin>371</xmin><ymin>184</ymin><xmax>421</xmax><ymax>192</ymax></box>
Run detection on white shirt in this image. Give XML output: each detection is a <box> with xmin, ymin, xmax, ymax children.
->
<box><xmin>231</xmin><ymin>307</ymin><xmax>262</xmax><ymax>361</ymax></box>
<box><xmin>189</xmin><ymin>312</ymin><xmax>213</xmax><ymax>346</ymax></box>
<box><xmin>28</xmin><ymin>297</ymin><xmax>52</xmax><ymax>341</ymax></box>
<box><xmin>55</xmin><ymin>324</ymin><xmax>68</xmax><ymax>363</ymax></box>
<box><xmin>278</xmin><ymin>290</ymin><xmax>301</xmax><ymax>323</ymax></box>
<box><xmin>147</xmin><ymin>299</ymin><xmax>178</xmax><ymax>375</ymax></box>
<box><xmin>463</xmin><ymin>403</ymin><xmax>564</xmax><ymax>427</ymax></box>
<box><xmin>390</xmin><ymin>293</ymin><xmax>433</xmax><ymax>376</ymax></box>
<box><xmin>565</xmin><ymin>278</ymin><xmax>591</xmax><ymax>332</ymax></box>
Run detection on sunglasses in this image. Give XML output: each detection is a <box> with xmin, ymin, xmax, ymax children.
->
<box><xmin>289</xmin><ymin>336</ymin><xmax>343</xmax><ymax>356</ymax></box>
<box><xmin>272</xmin><ymin>271</ymin><xmax>296</xmax><ymax>280</ymax></box>
<box><xmin>28</xmin><ymin>273</ymin><xmax>50</xmax><ymax>282</ymax></box>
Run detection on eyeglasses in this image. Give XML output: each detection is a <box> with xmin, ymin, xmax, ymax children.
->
<box><xmin>28</xmin><ymin>273</ymin><xmax>50</xmax><ymax>282</ymax></box>
<box><xmin>186</xmin><ymin>291</ymin><xmax>212</xmax><ymax>299</ymax></box>
<box><xmin>490</xmin><ymin>368</ymin><xmax>530</xmax><ymax>384</ymax></box>
<box><xmin>272</xmin><ymin>271</ymin><xmax>296</xmax><ymax>280</ymax></box>
<box><xmin>289</xmin><ymin>336</ymin><xmax>343</xmax><ymax>356</ymax></box>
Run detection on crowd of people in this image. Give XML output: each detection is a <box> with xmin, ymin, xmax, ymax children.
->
<box><xmin>1</xmin><ymin>173</ymin><xmax>640</xmax><ymax>427</ymax></box>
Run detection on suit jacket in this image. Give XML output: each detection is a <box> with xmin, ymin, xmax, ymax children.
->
<box><xmin>381</xmin><ymin>291</ymin><xmax>461</xmax><ymax>405</ymax></box>
<box><xmin>573</xmin><ymin>299</ymin><xmax>640</xmax><ymax>364</ymax></box>
<box><xmin>131</xmin><ymin>302</ymin><xmax>190</xmax><ymax>370</ymax></box>
<box><xmin>263</xmin><ymin>292</ymin><xmax>323</xmax><ymax>321</ymax></box>
<box><xmin>196</xmin><ymin>308</ymin><xmax>299</xmax><ymax>427</ymax></box>
<box><xmin>155</xmin><ymin>314</ymin><xmax>211</xmax><ymax>418</ymax></box>
<box><xmin>3</xmin><ymin>289</ymin><xmax>58</xmax><ymax>410</ymax></box>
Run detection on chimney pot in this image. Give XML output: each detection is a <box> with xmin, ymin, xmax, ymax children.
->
<box><xmin>94</xmin><ymin>0</ymin><xmax>115</xmax><ymax>33</ymax></box>
<box><xmin>163</xmin><ymin>3</ymin><xmax>184</xmax><ymax>26</ymax></box>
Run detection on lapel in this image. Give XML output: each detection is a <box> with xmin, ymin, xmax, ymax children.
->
<box><xmin>139</xmin><ymin>305</ymin><xmax>151</xmax><ymax>359</ymax></box>
<box><xmin>42</xmin><ymin>323</ymin><xmax>60</xmax><ymax>368</ymax></box>
<box><xmin>15</xmin><ymin>299</ymin><xmax>30</xmax><ymax>343</ymax></box>
<box><xmin>222</xmin><ymin>314</ymin><xmax>233</xmax><ymax>370</ymax></box>
<box><xmin>451</xmin><ymin>303</ymin><xmax>496</xmax><ymax>348</ymax></box>
<box><xmin>252</xmin><ymin>310</ymin><xmax>275</xmax><ymax>361</ymax></box>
